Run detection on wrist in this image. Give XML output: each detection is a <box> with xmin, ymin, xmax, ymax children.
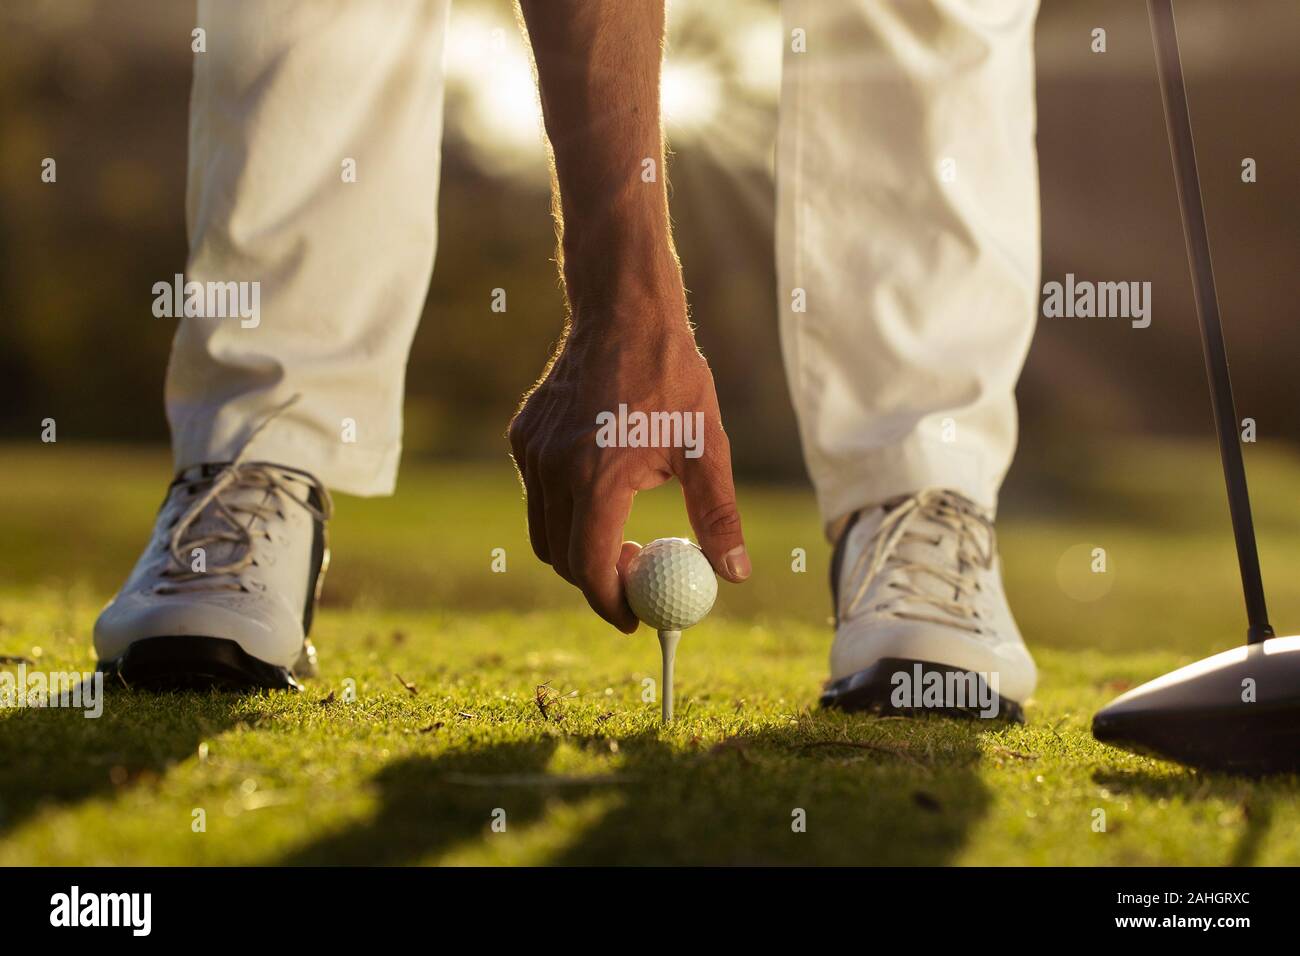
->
<box><xmin>558</xmin><ymin>175</ymin><xmax>679</xmax><ymax>295</ymax></box>
<box><xmin>562</xmin><ymin>237</ymin><xmax>686</xmax><ymax>328</ymax></box>
<box><xmin>568</xmin><ymin>285</ymin><xmax>691</xmax><ymax>341</ymax></box>
<box><xmin>565</xmin><ymin>285</ymin><xmax>695</xmax><ymax>355</ymax></box>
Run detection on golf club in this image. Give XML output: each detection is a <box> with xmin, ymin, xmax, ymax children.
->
<box><xmin>1091</xmin><ymin>0</ymin><xmax>1300</xmax><ymax>773</ymax></box>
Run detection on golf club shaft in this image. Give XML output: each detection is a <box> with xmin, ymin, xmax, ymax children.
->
<box><xmin>1148</xmin><ymin>0</ymin><xmax>1272</xmax><ymax>643</ymax></box>
<box><xmin>658</xmin><ymin>630</ymin><xmax>680</xmax><ymax>723</ymax></box>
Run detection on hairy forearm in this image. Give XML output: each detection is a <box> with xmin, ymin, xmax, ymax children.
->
<box><xmin>518</xmin><ymin>0</ymin><xmax>683</xmax><ymax>323</ymax></box>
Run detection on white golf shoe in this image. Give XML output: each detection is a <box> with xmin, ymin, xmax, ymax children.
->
<box><xmin>820</xmin><ymin>489</ymin><xmax>1036</xmax><ymax>721</ymax></box>
<box><xmin>94</xmin><ymin>458</ymin><xmax>332</xmax><ymax>691</ymax></box>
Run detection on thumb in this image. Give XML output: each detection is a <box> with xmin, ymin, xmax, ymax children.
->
<box><xmin>679</xmin><ymin>446</ymin><xmax>749</xmax><ymax>583</ymax></box>
<box><xmin>616</xmin><ymin>540</ymin><xmax>643</xmax><ymax>582</ymax></box>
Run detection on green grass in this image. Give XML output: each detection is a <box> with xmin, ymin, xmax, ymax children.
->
<box><xmin>2</xmin><ymin>441</ymin><xmax>1300</xmax><ymax>865</ymax></box>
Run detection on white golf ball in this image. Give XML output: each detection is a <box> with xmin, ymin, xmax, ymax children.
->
<box><xmin>624</xmin><ymin>537</ymin><xmax>718</xmax><ymax>631</ymax></box>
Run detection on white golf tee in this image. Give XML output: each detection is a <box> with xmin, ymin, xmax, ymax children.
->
<box><xmin>657</xmin><ymin>629</ymin><xmax>681</xmax><ymax>724</ymax></box>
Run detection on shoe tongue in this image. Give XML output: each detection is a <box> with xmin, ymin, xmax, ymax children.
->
<box><xmin>176</xmin><ymin>462</ymin><xmax>234</xmax><ymax>484</ymax></box>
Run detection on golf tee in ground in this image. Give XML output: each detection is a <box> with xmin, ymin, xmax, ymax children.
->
<box><xmin>658</xmin><ymin>629</ymin><xmax>681</xmax><ymax>723</ymax></box>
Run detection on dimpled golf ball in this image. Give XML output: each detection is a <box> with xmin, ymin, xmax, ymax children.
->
<box><xmin>625</xmin><ymin>537</ymin><xmax>718</xmax><ymax>631</ymax></box>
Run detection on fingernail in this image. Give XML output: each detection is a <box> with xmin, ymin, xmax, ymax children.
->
<box><xmin>723</xmin><ymin>545</ymin><xmax>751</xmax><ymax>581</ymax></box>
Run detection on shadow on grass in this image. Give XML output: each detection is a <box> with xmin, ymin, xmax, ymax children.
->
<box><xmin>279</xmin><ymin>717</ymin><xmax>992</xmax><ymax>866</ymax></box>
<box><xmin>1092</xmin><ymin>768</ymin><xmax>1281</xmax><ymax>866</ymax></box>
<box><xmin>0</xmin><ymin>688</ymin><xmax>244</xmax><ymax>841</ymax></box>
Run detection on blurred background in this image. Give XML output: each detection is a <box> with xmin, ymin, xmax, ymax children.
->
<box><xmin>0</xmin><ymin>0</ymin><xmax>1297</xmax><ymax>484</ymax></box>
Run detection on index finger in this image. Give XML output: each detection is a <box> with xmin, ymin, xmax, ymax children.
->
<box><xmin>568</xmin><ymin>485</ymin><xmax>638</xmax><ymax>633</ymax></box>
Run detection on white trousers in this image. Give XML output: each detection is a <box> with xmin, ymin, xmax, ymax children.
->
<box><xmin>169</xmin><ymin>0</ymin><xmax>1041</xmax><ymax>527</ymax></box>
<box><xmin>778</xmin><ymin>0</ymin><xmax>1041</xmax><ymax>525</ymax></box>
<box><xmin>168</xmin><ymin>0</ymin><xmax>450</xmax><ymax>496</ymax></box>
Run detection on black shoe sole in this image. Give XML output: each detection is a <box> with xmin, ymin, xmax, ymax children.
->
<box><xmin>819</xmin><ymin>657</ymin><xmax>1025</xmax><ymax>723</ymax></box>
<box><xmin>98</xmin><ymin>636</ymin><xmax>302</xmax><ymax>692</ymax></box>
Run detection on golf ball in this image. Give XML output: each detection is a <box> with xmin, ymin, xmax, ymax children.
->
<box><xmin>624</xmin><ymin>537</ymin><xmax>718</xmax><ymax>631</ymax></box>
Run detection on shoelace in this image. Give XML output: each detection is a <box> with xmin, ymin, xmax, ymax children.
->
<box><xmin>157</xmin><ymin>396</ymin><xmax>333</xmax><ymax>594</ymax></box>
<box><xmin>841</xmin><ymin>489</ymin><xmax>995</xmax><ymax>635</ymax></box>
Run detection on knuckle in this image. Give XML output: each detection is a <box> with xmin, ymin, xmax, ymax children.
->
<box><xmin>507</xmin><ymin>418</ymin><xmax>529</xmax><ymax>452</ymax></box>
<box><xmin>697</xmin><ymin>501</ymin><xmax>742</xmax><ymax>538</ymax></box>
<box><xmin>570</xmin><ymin>553</ymin><xmax>605</xmax><ymax>589</ymax></box>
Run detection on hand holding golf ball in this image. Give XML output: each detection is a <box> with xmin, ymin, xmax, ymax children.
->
<box><xmin>507</xmin><ymin>323</ymin><xmax>750</xmax><ymax>634</ymax></box>
<box><xmin>623</xmin><ymin>537</ymin><xmax>717</xmax><ymax>723</ymax></box>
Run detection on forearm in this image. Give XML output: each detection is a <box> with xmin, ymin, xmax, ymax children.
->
<box><xmin>518</xmin><ymin>0</ymin><xmax>683</xmax><ymax>323</ymax></box>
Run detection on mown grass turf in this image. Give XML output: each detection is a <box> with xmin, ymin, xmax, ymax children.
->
<box><xmin>1</xmin><ymin>442</ymin><xmax>1299</xmax><ymax>865</ymax></box>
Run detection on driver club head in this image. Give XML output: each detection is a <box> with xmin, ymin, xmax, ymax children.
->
<box><xmin>1096</xmin><ymin>2</ymin><xmax>1300</xmax><ymax>776</ymax></box>
<box><xmin>1092</xmin><ymin>635</ymin><xmax>1300</xmax><ymax>774</ymax></box>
